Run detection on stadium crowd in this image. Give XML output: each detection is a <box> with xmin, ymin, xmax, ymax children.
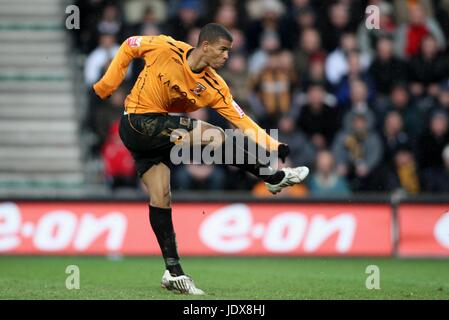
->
<box><xmin>75</xmin><ymin>0</ymin><xmax>449</xmax><ymax>196</ymax></box>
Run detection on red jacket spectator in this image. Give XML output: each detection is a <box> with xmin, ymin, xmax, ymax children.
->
<box><xmin>102</xmin><ymin>121</ymin><xmax>136</xmax><ymax>178</ymax></box>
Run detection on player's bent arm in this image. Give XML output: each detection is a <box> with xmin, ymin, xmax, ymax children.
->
<box><xmin>231</xmin><ymin>115</ymin><xmax>281</xmax><ymax>153</ymax></box>
<box><xmin>93</xmin><ymin>35</ymin><xmax>156</xmax><ymax>99</ymax></box>
<box><xmin>207</xmin><ymin>72</ymin><xmax>285</xmax><ymax>155</ymax></box>
<box><xmin>213</xmin><ymin>100</ymin><xmax>280</xmax><ymax>152</ymax></box>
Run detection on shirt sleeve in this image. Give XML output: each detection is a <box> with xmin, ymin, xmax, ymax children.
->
<box><xmin>93</xmin><ymin>35</ymin><xmax>157</xmax><ymax>99</ymax></box>
<box><xmin>210</xmin><ymin>85</ymin><xmax>280</xmax><ymax>152</ymax></box>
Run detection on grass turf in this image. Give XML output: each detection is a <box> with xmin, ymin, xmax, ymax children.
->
<box><xmin>0</xmin><ymin>256</ymin><xmax>448</xmax><ymax>300</ymax></box>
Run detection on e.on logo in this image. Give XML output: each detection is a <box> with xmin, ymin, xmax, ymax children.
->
<box><xmin>0</xmin><ymin>202</ymin><xmax>127</xmax><ymax>253</ymax></box>
<box><xmin>199</xmin><ymin>204</ymin><xmax>356</xmax><ymax>254</ymax></box>
<box><xmin>434</xmin><ymin>211</ymin><xmax>449</xmax><ymax>249</ymax></box>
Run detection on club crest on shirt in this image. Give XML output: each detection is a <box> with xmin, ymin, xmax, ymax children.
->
<box><xmin>190</xmin><ymin>82</ymin><xmax>207</xmax><ymax>96</ymax></box>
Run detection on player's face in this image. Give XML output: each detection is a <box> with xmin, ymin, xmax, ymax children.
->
<box><xmin>204</xmin><ymin>38</ymin><xmax>232</xmax><ymax>69</ymax></box>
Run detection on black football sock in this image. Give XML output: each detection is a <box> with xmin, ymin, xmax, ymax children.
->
<box><xmin>216</xmin><ymin>133</ymin><xmax>285</xmax><ymax>183</ymax></box>
<box><xmin>263</xmin><ymin>170</ymin><xmax>285</xmax><ymax>184</ymax></box>
<box><xmin>149</xmin><ymin>205</ymin><xmax>184</xmax><ymax>276</ymax></box>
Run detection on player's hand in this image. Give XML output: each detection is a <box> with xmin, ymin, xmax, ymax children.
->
<box><xmin>91</xmin><ymin>86</ymin><xmax>110</xmax><ymax>100</ymax></box>
<box><xmin>277</xmin><ymin>144</ymin><xmax>290</xmax><ymax>163</ymax></box>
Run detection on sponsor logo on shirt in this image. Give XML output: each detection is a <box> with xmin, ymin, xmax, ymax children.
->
<box><xmin>232</xmin><ymin>100</ymin><xmax>245</xmax><ymax>118</ymax></box>
<box><xmin>157</xmin><ymin>72</ymin><xmax>197</xmax><ymax>105</ymax></box>
<box><xmin>126</xmin><ymin>36</ymin><xmax>142</xmax><ymax>48</ymax></box>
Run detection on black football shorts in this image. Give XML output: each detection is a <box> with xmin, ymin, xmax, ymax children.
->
<box><xmin>119</xmin><ymin>113</ymin><xmax>195</xmax><ymax>177</ymax></box>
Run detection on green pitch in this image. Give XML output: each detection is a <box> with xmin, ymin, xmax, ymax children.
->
<box><xmin>0</xmin><ymin>256</ymin><xmax>448</xmax><ymax>299</ymax></box>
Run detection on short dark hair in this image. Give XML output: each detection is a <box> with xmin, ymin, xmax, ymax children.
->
<box><xmin>197</xmin><ymin>23</ymin><xmax>233</xmax><ymax>46</ymax></box>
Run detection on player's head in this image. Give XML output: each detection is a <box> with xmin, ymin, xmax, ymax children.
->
<box><xmin>197</xmin><ymin>23</ymin><xmax>233</xmax><ymax>69</ymax></box>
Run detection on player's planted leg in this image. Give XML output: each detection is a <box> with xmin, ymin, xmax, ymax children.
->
<box><xmin>142</xmin><ymin>163</ymin><xmax>205</xmax><ymax>295</ymax></box>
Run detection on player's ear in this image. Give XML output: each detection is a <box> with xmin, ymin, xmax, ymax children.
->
<box><xmin>202</xmin><ymin>41</ymin><xmax>209</xmax><ymax>52</ymax></box>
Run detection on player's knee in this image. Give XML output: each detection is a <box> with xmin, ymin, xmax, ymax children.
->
<box><xmin>150</xmin><ymin>193</ymin><xmax>171</xmax><ymax>208</ymax></box>
<box><xmin>148</xmin><ymin>186</ymin><xmax>171</xmax><ymax>208</ymax></box>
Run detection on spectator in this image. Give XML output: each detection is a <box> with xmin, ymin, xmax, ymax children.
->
<box><xmin>423</xmin><ymin>144</ymin><xmax>449</xmax><ymax>192</ymax></box>
<box><xmin>434</xmin><ymin>0</ymin><xmax>449</xmax><ymax>53</ymax></box>
<box><xmin>334</xmin><ymin>50</ymin><xmax>375</xmax><ymax>107</ymax></box>
<box><xmin>166</xmin><ymin>0</ymin><xmax>206</xmax><ymax>18</ymax></box>
<box><xmin>393</xmin><ymin>0</ymin><xmax>435</xmax><ymax>24</ymax></box>
<box><xmin>129</xmin><ymin>19</ymin><xmax>162</xmax><ymax>82</ymax></box>
<box><xmin>84</xmin><ymin>33</ymin><xmax>120</xmax><ymax>86</ymax></box>
<box><xmin>214</xmin><ymin>3</ymin><xmax>238</xmax><ymax>30</ymax></box>
<box><xmin>173</xmin><ymin>164</ymin><xmax>227</xmax><ymax>190</ymax></box>
<box><xmin>395</xmin><ymin>2</ymin><xmax>446</xmax><ymax>59</ymax></box>
<box><xmin>422</xmin><ymin>80</ymin><xmax>449</xmax><ymax>126</ymax></box>
<box><xmin>73</xmin><ymin>0</ymin><xmax>105</xmax><ymax>53</ymax></box>
<box><xmin>281</xmin><ymin>4</ymin><xmax>317</xmax><ymax>50</ymax></box>
<box><xmin>220</xmin><ymin>53</ymin><xmax>250</xmax><ymax>111</ymax></box>
<box><xmin>418</xmin><ymin>109</ymin><xmax>449</xmax><ymax>169</ymax></box>
<box><xmin>186</xmin><ymin>27</ymin><xmax>201</xmax><ymax>47</ymax></box>
<box><xmin>300</xmin><ymin>56</ymin><xmax>332</xmax><ymax>92</ymax></box>
<box><xmin>89</xmin><ymin>88</ymin><xmax>127</xmax><ymax>155</ymax></box>
<box><xmin>382</xmin><ymin>83</ymin><xmax>424</xmax><ymax>138</ymax></box>
<box><xmin>247</xmin><ymin>31</ymin><xmax>281</xmax><ymax>75</ymax></box>
<box><xmin>277</xmin><ymin>116</ymin><xmax>316</xmax><ymax>168</ymax></box>
<box><xmin>385</xmin><ymin>147</ymin><xmax>421</xmax><ymax>194</ymax></box>
<box><xmin>292</xmin><ymin>28</ymin><xmax>326</xmax><ymax>78</ymax></box>
<box><xmin>101</xmin><ymin>121</ymin><xmax>138</xmax><ymax>190</ymax></box>
<box><xmin>437</xmin><ymin>81</ymin><xmax>449</xmax><ymax>111</ymax></box>
<box><xmin>332</xmin><ymin>108</ymin><xmax>383</xmax><ymax>191</ymax></box>
<box><xmin>163</xmin><ymin>0</ymin><xmax>205</xmax><ymax>42</ymax></box>
<box><xmin>205</xmin><ymin>0</ymin><xmax>247</xmax><ymax>29</ymax></box>
<box><xmin>96</xmin><ymin>3</ymin><xmax>128</xmax><ymax>45</ymax></box>
<box><xmin>307</xmin><ymin>150</ymin><xmax>351</xmax><ymax>197</ymax></box>
<box><xmin>357</xmin><ymin>1</ymin><xmax>397</xmax><ymax>59</ymax></box>
<box><xmin>408</xmin><ymin>34</ymin><xmax>449</xmax><ymax>98</ymax></box>
<box><xmin>325</xmin><ymin>32</ymin><xmax>371</xmax><ymax>86</ymax></box>
<box><xmin>320</xmin><ymin>2</ymin><xmax>355</xmax><ymax>52</ymax></box>
<box><xmin>369</xmin><ymin>36</ymin><xmax>407</xmax><ymax>97</ymax></box>
<box><xmin>248</xmin><ymin>50</ymin><xmax>297</xmax><ymax>128</ymax></box>
<box><xmin>381</xmin><ymin>111</ymin><xmax>414</xmax><ymax>166</ymax></box>
<box><xmin>245</xmin><ymin>0</ymin><xmax>285</xmax><ymax>53</ymax></box>
<box><xmin>213</xmin><ymin>4</ymin><xmax>247</xmax><ymax>54</ymax></box>
<box><xmin>296</xmin><ymin>83</ymin><xmax>338</xmax><ymax>150</ymax></box>
<box><xmin>132</xmin><ymin>6</ymin><xmax>161</xmax><ymax>35</ymax></box>
<box><xmin>341</xmin><ymin>79</ymin><xmax>376</xmax><ymax>131</ymax></box>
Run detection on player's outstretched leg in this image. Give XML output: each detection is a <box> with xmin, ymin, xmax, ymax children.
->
<box><xmin>215</xmin><ymin>130</ymin><xmax>309</xmax><ymax>194</ymax></box>
<box><xmin>187</xmin><ymin>119</ymin><xmax>309</xmax><ymax>194</ymax></box>
<box><xmin>142</xmin><ymin>163</ymin><xmax>205</xmax><ymax>295</ymax></box>
<box><xmin>227</xmin><ymin>139</ymin><xmax>310</xmax><ymax>194</ymax></box>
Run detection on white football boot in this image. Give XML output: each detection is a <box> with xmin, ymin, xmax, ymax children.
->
<box><xmin>265</xmin><ymin>166</ymin><xmax>310</xmax><ymax>194</ymax></box>
<box><xmin>161</xmin><ymin>270</ymin><xmax>205</xmax><ymax>295</ymax></box>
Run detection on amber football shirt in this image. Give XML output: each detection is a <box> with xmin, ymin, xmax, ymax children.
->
<box><xmin>93</xmin><ymin>35</ymin><xmax>280</xmax><ymax>151</ymax></box>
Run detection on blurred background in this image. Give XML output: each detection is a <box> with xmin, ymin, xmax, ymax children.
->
<box><xmin>0</xmin><ymin>0</ymin><xmax>449</xmax><ymax>201</ymax></box>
